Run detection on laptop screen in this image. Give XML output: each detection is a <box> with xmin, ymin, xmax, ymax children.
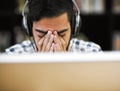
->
<box><xmin>0</xmin><ymin>52</ymin><xmax>120</xmax><ymax>91</ymax></box>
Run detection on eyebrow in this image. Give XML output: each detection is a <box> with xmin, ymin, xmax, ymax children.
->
<box><xmin>57</xmin><ymin>29</ymin><xmax>68</xmax><ymax>35</ymax></box>
<box><xmin>35</xmin><ymin>28</ymin><xmax>68</xmax><ymax>35</ymax></box>
<box><xmin>35</xmin><ymin>29</ymin><xmax>47</xmax><ymax>35</ymax></box>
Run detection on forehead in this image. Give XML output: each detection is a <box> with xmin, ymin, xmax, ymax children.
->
<box><xmin>33</xmin><ymin>13</ymin><xmax>70</xmax><ymax>31</ymax></box>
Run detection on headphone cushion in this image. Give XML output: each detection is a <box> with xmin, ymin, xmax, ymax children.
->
<box><xmin>22</xmin><ymin>16</ymin><xmax>33</xmax><ymax>36</ymax></box>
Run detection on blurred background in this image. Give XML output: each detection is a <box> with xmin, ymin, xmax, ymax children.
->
<box><xmin>0</xmin><ymin>0</ymin><xmax>120</xmax><ymax>52</ymax></box>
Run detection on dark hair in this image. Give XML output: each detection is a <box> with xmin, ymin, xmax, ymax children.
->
<box><xmin>28</xmin><ymin>0</ymin><xmax>73</xmax><ymax>22</ymax></box>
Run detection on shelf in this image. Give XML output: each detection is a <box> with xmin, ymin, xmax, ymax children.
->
<box><xmin>0</xmin><ymin>0</ymin><xmax>120</xmax><ymax>51</ymax></box>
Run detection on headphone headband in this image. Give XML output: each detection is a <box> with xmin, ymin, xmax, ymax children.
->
<box><xmin>72</xmin><ymin>0</ymin><xmax>80</xmax><ymax>36</ymax></box>
<box><xmin>72</xmin><ymin>0</ymin><xmax>80</xmax><ymax>15</ymax></box>
<box><xmin>22</xmin><ymin>0</ymin><xmax>81</xmax><ymax>37</ymax></box>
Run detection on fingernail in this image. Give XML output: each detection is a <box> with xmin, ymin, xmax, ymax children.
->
<box><xmin>51</xmin><ymin>34</ymin><xmax>54</xmax><ymax>38</ymax></box>
<box><xmin>54</xmin><ymin>31</ymin><xmax>57</xmax><ymax>34</ymax></box>
<box><xmin>48</xmin><ymin>31</ymin><xmax>52</xmax><ymax>34</ymax></box>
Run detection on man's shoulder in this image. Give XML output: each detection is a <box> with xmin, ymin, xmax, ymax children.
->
<box><xmin>5</xmin><ymin>40</ymin><xmax>35</xmax><ymax>54</ymax></box>
<box><xmin>69</xmin><ymin>38</ymin><xmax>102</xmax><ymax>52</ymax></box>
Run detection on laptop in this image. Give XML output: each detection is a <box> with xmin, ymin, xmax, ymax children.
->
<box><xmin>0</xmin><ymin>52</ymin><xmax>120</xmax><ymax>91</ymax></box>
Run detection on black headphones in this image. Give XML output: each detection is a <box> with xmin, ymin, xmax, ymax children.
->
<box><xmin>22</xmin><ymin>0</ymin><xmax>81</xmax><ymax>37</ymax></box>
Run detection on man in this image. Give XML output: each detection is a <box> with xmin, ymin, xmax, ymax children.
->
<box><xmin>5</xmin><ymin>0</ymin><xmax>101</xmax><ymax>54</ymax></box>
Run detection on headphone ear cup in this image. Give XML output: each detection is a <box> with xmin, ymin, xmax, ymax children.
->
<box><xmin>71</xmin><ymin>14</ymin><xmax>81</xmax><ymax>37</ymax></box>
<box><xmin>22</xmin><ymin>16</ymin><xmax>28</xmax><ymax>32</ymax></box>
<box><xmin>26</xmin><ymin>16</ymin><xmax>33</xmax><ymax>36</ymax></box>
<box><xmin>22</xmin><ymin>0</ymin><xmax>29</xmax><ymax>36</ymax></box>
<box><xmin>70</xmin><ymin>15</ymin><xmax>76</xmax><ymax>37</ymax></box>
<box><xmin>22</xmin><ymin>16</ymin><xmax>33</xmax><ymax>36</ymax></box>
<box><xmin>75</xmin><ymin>14</ymin><xmax>81</xmax><ymax>36</ymax></box>
<box><xmin>76</xmin><ymin>14</ymin><xmax>80</xmax><ymax>28</ymax></box>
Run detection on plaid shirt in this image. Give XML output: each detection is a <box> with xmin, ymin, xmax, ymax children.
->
<box><xmin>5</xmin><ymin>38</ymin><xmax>102</xmax><ymax>54</ymax></box>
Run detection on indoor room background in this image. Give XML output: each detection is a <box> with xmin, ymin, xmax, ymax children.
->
<box><xmin>0</xmin><ymin>0</ymin><xmax>120</xmax><ymax>52</ymax></box>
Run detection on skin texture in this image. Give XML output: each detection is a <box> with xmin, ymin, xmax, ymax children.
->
<box><xmin>32</xmin><ymin>13</ymin><xmax>71</xmax><ymax>52</ymax></box>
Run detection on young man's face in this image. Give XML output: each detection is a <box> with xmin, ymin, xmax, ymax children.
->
<box><xmin>32</xmin><ymin>13</ymin><xmax>71</xmax><ymax>52</ymax></box>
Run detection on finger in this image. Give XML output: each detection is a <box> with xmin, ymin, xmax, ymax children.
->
<box><xmin>54</xmin><ymin>43</ymin><xmax>61</xmax><ymax>52</ymax></box>
<box><xmin>45</xmin><ymin>34</ymin><xmax>54</xmax><ymax>51</ymax></box>
<box><xmin>53</xmin><ymin>31</ymin><xmax>62</xmax><ymax>48</ymax></box>
<box><xmin>59</xmin><ymin>37</ymin><xmax>67</xmax><ymax>51</ymax></box>
<box><xmin>53</xmin><ymin>31</ymin><xmax>58</xmax><ymax>43</ymax></box>
<box><xmin>50</xmin><ymin>43</ymin><xmax>54</xmax><ymax>52</ymax></box>
<box><xmin>37</xmin><ymin>37</ymin><xmax>45</xmax><ymax>51</ymax></box>
<box><xmin>41</xmin><ymin>31</ymin><xmax>52</xmax><ymax>52</ymax></box>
